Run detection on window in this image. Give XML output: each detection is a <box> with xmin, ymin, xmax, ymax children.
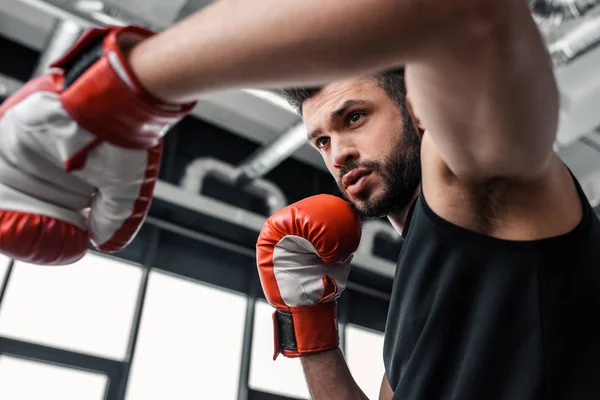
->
<box><xmin>0</xmin><ymin>253</ymin><xmax>143</xmax><ymax>360</ymax></box>
<box><xmin>249</xmin><ymin>300</ymin><xmax>310</xmax><ymax>399</ymax></box>
<box><xmin>0</xmin><ymin>355</ymin><xmax>108</xmax><ymax>400</ymax></box>
<box><xmin>125</xmin><ymin>270</ymin><xmax>247</xmax><ymax>400</ymax></box>
<box><xmin>346</xmin><ymin>324</ymin><xmax>386</xmax><ymax>400</ymax></box>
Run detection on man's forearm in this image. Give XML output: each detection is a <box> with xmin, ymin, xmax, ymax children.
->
<box><xmin>301</xmin><ymin>348</ymin><xmax>368</xmax><ymax>400</ymax></box>
<box><xmin>128</xmin><ymin>0</ymin><xmax>495</xmax><ymax>103</ymax></box>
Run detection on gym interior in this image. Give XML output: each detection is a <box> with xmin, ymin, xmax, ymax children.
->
<box><xmin>1</xmin><ymin>1</ymin><xmax>600</xmax><ymax>399</ymax></box>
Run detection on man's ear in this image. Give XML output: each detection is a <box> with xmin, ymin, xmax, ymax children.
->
<box><xmin>405</xmin><ymin>94</ymin><xmax>425</xmax><ymax>136</ymax></box>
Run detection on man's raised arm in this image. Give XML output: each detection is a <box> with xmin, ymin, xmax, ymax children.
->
<box><xmin>127</xmin><ymin>0</ymin><xmax>498</xmax><ymax>102</ymax></box>
<box><xmin>127</xmin><ymin>0</ymin><xmax>557</xmax><ymax>180</ymax></box>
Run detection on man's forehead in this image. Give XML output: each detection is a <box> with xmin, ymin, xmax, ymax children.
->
<box><xmin>303</xmin><ymin>77</ymin><xmax>380</xmax><ymax>120</ymax></box>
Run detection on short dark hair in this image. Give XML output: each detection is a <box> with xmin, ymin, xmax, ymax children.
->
<box><xmin>281</xmin><ymin>68</ymin><xmax>407</xmax><ymax>116</ymax></box>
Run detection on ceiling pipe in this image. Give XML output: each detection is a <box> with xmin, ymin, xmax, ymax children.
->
<box><xmin>230</xmin><ymin>91</ymin><xmax>310</xmax><ymax>184</ymax></box>
<box><xmin>180</xmin><ymin>157</ymin><xmax>288</xmax><ymax>214</ymax></box>
<box><xmin>235</xmin><ymin>122</ymin><xmax>308</xmax><ymax>184</ymax></box>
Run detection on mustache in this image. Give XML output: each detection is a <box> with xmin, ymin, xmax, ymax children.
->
<box><xmin>337</xmin><ymin>160</ymin><xmax>381</xmax><ymax>184</ymax></box>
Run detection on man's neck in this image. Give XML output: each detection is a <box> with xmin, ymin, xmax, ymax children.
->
<box><xmin>388</xmin><ymin>187</ymin><xmax>421</xmax><ymax>235</ymax></box>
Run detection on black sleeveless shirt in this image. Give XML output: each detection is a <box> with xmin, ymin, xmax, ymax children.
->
<box><xmin>383</xmin><ymin>174</ymin><xmax>600</xmax><ymax>400</ymax></box>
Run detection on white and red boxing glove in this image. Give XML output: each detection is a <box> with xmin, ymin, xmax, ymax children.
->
<box><xmin>256</xmin><ymin>194</ymin><xmax>362</xmax><ymax>359</ymax></box>
<box><xmin>0</xmin><ymin>26</ymin><xmax>195</xmax><ymax>265</ymax></box>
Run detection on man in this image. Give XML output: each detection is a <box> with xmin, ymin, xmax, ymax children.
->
<box><xmin>0</xmin><ymin>0</ymin><xmax>599</xmax><ymax>398</ymax></box>
<box><xmin>254</xmin><ymin>67</ymin><xmax>600</xmax><ymax>399</ymax></box>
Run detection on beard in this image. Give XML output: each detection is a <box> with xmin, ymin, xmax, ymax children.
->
<box><xmin>337</xmin><ymin>124</ymin><xmax>422</xmax><ymax>221</ymax></box>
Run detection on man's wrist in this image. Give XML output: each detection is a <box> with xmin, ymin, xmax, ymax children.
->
<box><xmin>126</xmin><ymin>35</ymin><xmax>185</xmax><ymax>105</ymax></box>
<box><xmin>301</xmin><ymin>347</ymin><xmax>368</xmax><ymax>400</ymax></box>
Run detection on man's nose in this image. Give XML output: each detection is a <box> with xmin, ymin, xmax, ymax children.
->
<box><xmin>332</xmin><ymin>140</ymin><xmax>360</xmax><ymax>169</ymax></box>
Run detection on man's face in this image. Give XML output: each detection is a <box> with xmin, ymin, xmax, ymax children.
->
<box><xmin>303</xmin><ymin>78</ymin><xmax>421</xmax><ymax>220</ymax></box>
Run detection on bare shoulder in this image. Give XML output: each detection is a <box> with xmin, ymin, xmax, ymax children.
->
<box><xmin>420</xmin><ymin>134</ymin><xmax>583</xmax><ymax>241</ymax></box>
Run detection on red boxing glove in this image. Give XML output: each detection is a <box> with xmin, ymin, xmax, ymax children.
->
<box><xmin>256</xmin><ymin>194</ymin><xmax>361</xmax><ymax>359</ymax></box>
<box><xmin>0</xmin><ymin>26</ymin><xmax>196</xmax><ymax>265</ymax></box>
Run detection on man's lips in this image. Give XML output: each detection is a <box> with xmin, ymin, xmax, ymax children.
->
<box><xmin>342</xmin><ymin>168</ymin><xmax>372</xmax><ymax>189</ymax></box>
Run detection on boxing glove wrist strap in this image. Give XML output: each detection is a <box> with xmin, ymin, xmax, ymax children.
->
<box><xmin>51</xmin><ymin>26</ymin><xmax>196</xmax><ymax>149</ymax></box>
<box><xmin>62</xmin><ymin>37</ymin><xmax>103</xmax><ymax>89</ymax></box>
<box><xmin>272</xmin><ymin>302</ymin><xmax>339</xmax><ymax>360</ymax></box>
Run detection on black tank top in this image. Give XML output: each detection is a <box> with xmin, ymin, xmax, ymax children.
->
<box><xmin>383</xmin><ymin>174</ymin><xmax>600</xmax><ymax>400</ymax></box>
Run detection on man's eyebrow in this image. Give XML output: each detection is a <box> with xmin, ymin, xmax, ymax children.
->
<box><xmin>307</xmin><ymin>99</ymin><xmax>371</xmax><ymax>142</ymax></box>
<box><xmin>308</xmin><ymin>128</ymin><xmax>321</xmax><ymax>142</ymax></box>
<box><xmin>331</xmin><ymin>99</ymin><xmax>369</xmax><ymax>121</ymax></box>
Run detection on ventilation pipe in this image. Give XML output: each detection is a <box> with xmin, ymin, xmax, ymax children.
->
<box><xmin>180</xmin><ymin>157</ymin><xmax>288</xmax><ymax>215</ymax></box>
<box><xmin>232</xmin><ymin>89</ymin><xmax>308</xmax><ymax>185</ymax></box>
<box><xmin>236</xmin><ymin>122</ymin><xmax>308</xmax><ymax>184</ymax></box>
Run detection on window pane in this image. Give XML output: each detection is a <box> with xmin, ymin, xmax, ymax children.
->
<box><xmin>0</xmin><ymin>355</ymin><xmax>108</xmax><ymax>400</ymax></box>
<box><xmin>249</xmin><ymin>300</ymin><xmax>310</xmax><ymax>399</ymax></box>
<box><xmin>0</xmin><ymin>253</ymin><xmax>142</xmax><ymax>360</ymax></box>
<box><xmin>125</xmin><ymin>270</ymin><xmax>246</xmax><ymax>400</ymax></box>
<box><xmin>346</xmin><ymin>324</ymin><xmax>385</xmax><ymax>400</ymax></box>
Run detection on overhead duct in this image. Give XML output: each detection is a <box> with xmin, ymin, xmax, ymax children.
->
<box><xmin>230</xmin><ymin>89</ymin><xmax>309</xmax><ymax>183</ymax></box>
<box><xmin>180</xmin><ymin>157</ymin><xmax>287</xmax><ymax>215</ymax></box>
<box><xmin>236</xmin><ymin>122</ymin><xmax>308</xmax><ymax>184</ymax></box>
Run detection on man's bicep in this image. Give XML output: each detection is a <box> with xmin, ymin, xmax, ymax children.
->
<box><xmin>407</xmin><ymin>0</ymin><xmax>559</xmax><ymax>182</ymax></box>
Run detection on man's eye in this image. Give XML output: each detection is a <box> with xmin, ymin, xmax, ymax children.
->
<box><xmin>348</xmin><ymin>112</ymin><xmax>364</xmax><ymax>125</ymax></box>
<box><xmin>316</xmin><ymin>137</ymin><xmax>330</xmax><ymax>148</ymax></box>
